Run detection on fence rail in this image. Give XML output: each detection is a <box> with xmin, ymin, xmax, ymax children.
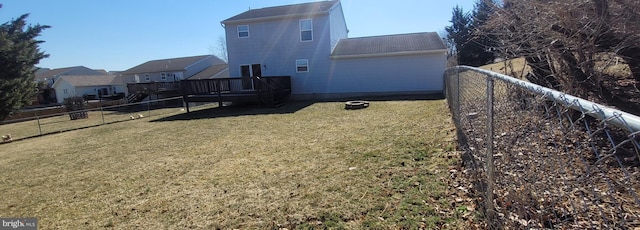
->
<box><xmin>0</xmin><ymin>97</ymin><xmax>213</xmax><ymax>143</ymax></box>
<box><xmin>446</xmin><ymin>66</ymin><xmax>640</xmax><ymax>229</ymax></box>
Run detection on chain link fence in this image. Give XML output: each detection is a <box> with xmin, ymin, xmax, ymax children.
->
<box><xmin>0</xmin><ymin>97</ymin><xmax>215</xmax><ymax>142</ymax></box>
<box><xmin>446</xmin><ymin>66</ymin><xmax>640</xmax><ymax>229</ymax></box>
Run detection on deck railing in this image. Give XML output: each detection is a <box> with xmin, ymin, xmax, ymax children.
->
<box><xmin>180</xmin><ymin>76</ymin><xmax>291</xmax><ymax>95</ymax></box>
<box><xmin>126</xmin><ymin>82</ymin><xmax>181</xmax><ymax>94</ymax></box>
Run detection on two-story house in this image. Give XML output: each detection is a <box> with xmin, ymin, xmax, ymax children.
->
<box><xmin>221</xmin><ymin>0</ymin><xmax>447</xmax><ymax>99</ymax></box>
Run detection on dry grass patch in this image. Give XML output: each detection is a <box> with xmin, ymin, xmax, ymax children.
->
<box><xmin>0</xmin><ymin>100</ymin><xmax>467</xmax><ymax>229</ymax></box>
<box><xmin>480</xmin><ymin>58</ymin><xmax>530</xmax><ymax>78</ymax></box>
<box><xmin>0</xmin><ymin>102</ymin><xmax>216</xmax><ymax>141</ymax></box>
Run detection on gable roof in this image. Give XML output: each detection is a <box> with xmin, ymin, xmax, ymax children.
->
<box><xmin>188</xmin><ymin>64</ymin><xmax>230</xmax><ymax>80</ymax></box>
<box><xmin>121</xmin><ymin>55</ymin><xmax>214</xmax><ymax>75</ymax></box>
<box><xmin>94</xmin><ymin>69</ymin><xmax>108</xmax><ymax>75</ymax></box>
<box><xmin>223</xmin><ymin>0</ymin><xmax>338</xmax><ymax>23</ymax></box>
<box><xmin>330</xmin><ymin>32</ymin><xmax>447</xmax><ymax>59</ymax></box>
<box><xmin>55</xmin><ymin>75</ymin><xmax>121</xmax><ymax>87</ymax></box>
<box><xmin>35</xmin><ymin>66</ymin><xmax>101</xmax><ymax>81</ymax></box>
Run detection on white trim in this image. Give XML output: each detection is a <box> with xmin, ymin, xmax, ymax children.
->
<box><xmin>237</xmin><ymin>25</ymin><xmax>249</xmax><ymax>38</ymax></box>
<box><xmin>330</xmin><ymin>49</ymin><xmax>448</xmax><ymax>60</ymax></box>
<box><xmin>295</xmin><ymin>59</ymin><xmax>309</xmax><ymax>73</ymax></box>
<box><xmin>300</xmin><ymin>19</ymin><xmax>313</xmax><ymax>42</ymax></box>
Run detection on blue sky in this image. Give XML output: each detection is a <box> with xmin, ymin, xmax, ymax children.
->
<box><xmin>0</xmin><ymin>0</ymin><xmax>475</xmax><ymax>71</ymax></box>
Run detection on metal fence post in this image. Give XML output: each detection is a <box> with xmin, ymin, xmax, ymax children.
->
<box><xmin>485</xmin><ymin>76</ymin><xmax>496</xmax><ymax>224</ymax></box>
<box><xmin>456</xmin><ymin>67</ymin><xmax>461</xmax><ymax>114</ymax></box>
<box><xmin>100</xmin><ymin>107</ymin><xmax>105</xmax><ymax>124</ymax></box>
<box><xmin>36</xmin><ymin>115</ymin><xmax>42</xmax><ymax>136</ymax></box>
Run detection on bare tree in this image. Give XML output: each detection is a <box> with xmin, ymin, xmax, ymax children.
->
<box><xmin>209</xmin><ymin>35</ymin><xmax>228</xmax><ymax>62</ymax></box>
<box><xmin>483</xmin><ymin>0</ymin><xmax>640</xmax><ymax>111</ymax></box>
<box><xmin>215</xmin><ymin>35</ymin><xmax>228</xmax><ymax>62</ymax></box>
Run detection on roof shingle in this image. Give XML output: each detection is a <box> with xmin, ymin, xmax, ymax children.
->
<box><xmin>223</xmin><ymin>0</ymin><xmax>338</xmax><ymax>23</ymax></box>
<box><xmin>188</xmin><ymin>64</ymin><xmax>230</xmax><ymax>80</ymax></box>
<box><xmin>331</xmin><ymin>32</ymin><xmax>447</xmax><ymax>58</ymax></box>
<box><xmin>58</xmin><ymin>75</ymin><xmax>121</xmax><ymax>87</ymax></box>
<box><xmin>121</xmin><ymin>55</ymin><xmax>217</xmax><ymax>75</ymax></box>
<box><xmin>35</xmin><ymin>66</ymin><xmax>102</xmax><ymax>81</ymax></box>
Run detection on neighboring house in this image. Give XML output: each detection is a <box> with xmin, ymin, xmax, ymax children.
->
<box><xmin>52</xmin><ymin>75</ymin><xmax>125</xmax><ymax>103</ymax></box>
<box><xmin>35</xmin><ymin>66</ymin><xmax>106</xmax><ymax>87</ymax></box>
<box><xmin>121</xmin><ymin>55</ymin><xmax>227</xmax><ymax>84</ymax></box>
<box><xmin>94</xmin><ymin>69</ymin><xmax>109</xmax><ymax>75</ymax></box>
<box><xmin>35</xmin><ymin>67</ymin><xmax>50</xmax><ymax>75</ymax></box>
<box><xmin>121</xmin><ymin>55</ymin><xmax>228</xmax><ymax>102</ymax></box>
<box><xmin>221</xmin><ymin>0</ymin><xmax>447</xmax><ymax>99</ymax></box>
<box><xmin>187</xmin><ymin>64</ymin><xmax>230</xmax><ymax>80</ymax></box>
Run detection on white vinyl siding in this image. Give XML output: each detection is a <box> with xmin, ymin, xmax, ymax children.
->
<box><xmin>238</xmin><ymin>25</ymin><xmax>249</xmax><ymax>38</ymax></box>
<box><xmin>296</xmin><ymin>59</ymin><xmax>309</xmax><ymax>73</ymax></box>
<box><xmin>300</xmin><ymin>19</ymin><xmax>313</xmax><ymax>42</ymax></box>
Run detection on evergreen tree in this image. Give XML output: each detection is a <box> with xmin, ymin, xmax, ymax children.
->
<box><xmin>0</xmin><ymin>14</ymin><xmax>49</xmax><ymax>120</ymax></box>
<box><xmin>468</xmin><ymin>0</ymin><xmax>497</xmax><ymax>66</ymax></box>
<box><xmin>445</xmin><ymin>6</ymin><xmax>473</xmax><ymax>66</ymax></box>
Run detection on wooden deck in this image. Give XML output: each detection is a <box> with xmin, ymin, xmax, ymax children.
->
<box><xmin>180</xmin><ymin>76</ymin><xmax>291</xmax><ymax>112</ymax></box>
<box><xmin>127</xmin><ymin>82</ymin><xmax>181</xmax><ymax>94</ymax></box>
<box><xmin>126</xmin><ymin>82</ymin><xmax>182</xmax><ymax>103</ymax></box>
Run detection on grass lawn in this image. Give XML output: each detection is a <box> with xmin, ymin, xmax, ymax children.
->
<box><xmin>0</xmin><ymin>102</ymin><xmax>216</xmax><ymax>141</ymax></box>
<box><xmin>0</xmin><ymin>100</ymin><xmax>467</xmax><ymax>229</ymax></box>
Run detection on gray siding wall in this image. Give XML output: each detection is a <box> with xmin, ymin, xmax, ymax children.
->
<box><xmin>225</xmin><ymin>14</ymin><xmax>334</xmax><ymax>94</ymax></box>
<box><xmin>122</xmin><ymin>71</ymin><xmax>186</xmax><ymax>84</ymax></box>
<box><xmin>113</xmin><ymin>85</ymin><xmax>126</xmax><ymax>95</ymax></box>
<box><xmin>329</xmin><ymin>2</ymin><xmax>348</xmax><ymax>52</ymax></box>
<box><xmin>76</xmin><ymin>85</ymin><xmax>115</xmax><ymax>97</ymax></box>
<box><xmin>324</xmin><ymin>53</ymin><xmax>447</xmax><ymax>94</ymax></box>
<box><xmin>54</xmin><ymin>79</ymin><xmax>74</xmax><ymax>103</ymax></box>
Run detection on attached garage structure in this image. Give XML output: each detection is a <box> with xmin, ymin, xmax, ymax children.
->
<box><xmin>324</xmin><ymin>32</ymin><xmax>447</xmax><ymax>98</ymax></box>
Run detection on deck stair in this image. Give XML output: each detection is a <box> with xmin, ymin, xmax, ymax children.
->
<box><xmin>126</xmin><ymin>92</ymin><xmax>149</xmax><ymax>103</ymax></box>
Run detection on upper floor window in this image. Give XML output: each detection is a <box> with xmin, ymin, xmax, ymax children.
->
<box><xmin>296</xmin><ymin>59</ymin><xmax>309</xmax><ymax>73</ymax></box>
<box><xmin>300</xmin><ymin>19</ymin><xmax>313</xmax><ymax>42</ymax></box>
<box><xmin>161</xmin><ymin>73</ymin><xmax>167</xmax><ymax>80</ymax></box>
<box><xmin>238</xmin><ymin>25</ymin><xmax>249</xmax><ymax>38</ymax></box>
<box><xmin>145</xmin><ymin>74</ymin><xmax>150</xmax><ymax>81</ymax></box>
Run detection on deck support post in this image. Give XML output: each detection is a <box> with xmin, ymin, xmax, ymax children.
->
<box><xmin>217</xmin><ymin>79</ymin><xmax>223</xmax><ymax>108</ymax></box>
